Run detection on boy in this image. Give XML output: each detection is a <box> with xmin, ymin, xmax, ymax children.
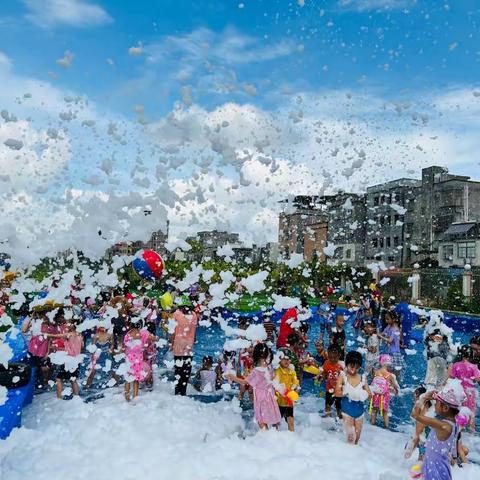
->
<box><xmin>330</xmin><ymin>314</ymin><xmax>346</xmax><ymax>360</ymax></box>
<box><xmin>319</xmin><ymin>345</ymin><xmax>343</xmax><ymax>418</ymax></box>
<box><xmin>317</xmin><ymin>296</ymin><xmax>332</xmax><ymax>344</ymax></box>
<box><xmin>274</xmin><ymin>350</ymin><xmax>300</xmax><ymax>432</ymax></box>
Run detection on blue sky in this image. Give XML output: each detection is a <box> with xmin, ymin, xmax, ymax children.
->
<box><xmin>1</xmin><ymin>0</ymin><xmax>480</xmax><ymax>261</ymax></box>
<box><xmin>1</xmin><ymin>0</ymin><xmax>479</xmax><ymax>117</ymax></box>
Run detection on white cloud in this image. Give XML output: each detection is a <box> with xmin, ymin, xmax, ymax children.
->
<box><xmin>146</xmin><ymin>27</ymin><xmax>296</xmax><ymax>66</ymax></box>
<box><xmin>338</xmin><ymin>0</ymin><xmax>415</xmax><ymax>11</ymax></box>
<box><xmin>0</xmin><ymin>52</ymin><xmax>11</xmax><ymax>70</ymax></box>
<box><xmin>23</xmin><ymin>0</ymin><xmax>112</xmax><ymax>29</ymax></box>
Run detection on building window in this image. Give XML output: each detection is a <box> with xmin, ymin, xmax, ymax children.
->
<box><xmin>345</xmin><ymin>249</ymin><xmax>352</xmax><ymax>259</ymax></box>
<box><xmin>388</xmin><ymin>256</ymin><xmax>395</xmax><ymax>262</ymax></box>
<box><xmin>335</xmin><ymin>246</ymin><xmax>344</xmax><ymax>259</ymax></box>
<box><xmin>386</xmin><ymin>216</ymin><xmax>391</xmax><ymax>226</ymax></box>
<box><xmin>443</xmin><ymin>245</ymin><xmax>453</xmax><ymax>260</ymax></box>
<box><xmin>380</xmin><ymin>216</ymin><xmax>385</xmax><ymax>226</ymax></box>
<box><xmin>393</xmin><ymin>236</ymin><xmax>399</xmax><ymax>247</ymax></box>
<box><xmin>458</xmin><ymin>242</ymin><xmax>476</xmax><ymax>259</ymax></box>
<box><xmin>374</xmin><ymin>196</ymin><xmax>379</xmax><ymax>206</ymax></box>
<box><xmin>386</xmin><ymin>237</ymin><xmax>391</xmax><ymax>248</ymax></box>
<box><xmin>394</xmin><ymin>214</ymin><xmax>401</xmax><ymax>223</ymax></box>
<box><xmin>379</xmin><ymin>238</ymin><xmax>384</xmax><ymax>248</ymax></box>
<box><xmin>372</xmin><ymin>238</ymin><xmax>378</xmax><ymax>248</ymax></box>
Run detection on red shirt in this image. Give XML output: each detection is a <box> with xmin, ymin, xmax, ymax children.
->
<box><xmin>277</xmin><ymin>308</ymin><xmax>297</xmax><ymax>348</ymax></box>
<box><xmin>323</xmin><ymin>360</ymin><xmax>343</xmax><ymax>393</ymax></box>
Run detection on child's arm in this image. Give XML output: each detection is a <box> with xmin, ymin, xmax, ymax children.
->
<box><xmin>389</xmin><ymin>374</ymin><xmax>400</xmax><ymax>395</ymax></box>
<box><xmin>334</xmin><ymin>374</ymin><xmax>344</xmax><ymax>398</ymax></box>
<box><xmin>21</xmin><ymin>317</ymin><xmax>32</xmax><ymax>333</ymax></box>
<box><xmin>225</xmin><ymin>373</ymin><xmax>248</xmax><ymax>386</ymax></box>
<box><xmin>363</xmin><ymin>376</ymin><xmax>372</xmax><ymax>397</ymax></box>
<box><xmin>411</xmin><ymin>398</ymin><xmax>453</xmax><ymax>441</ymax></box>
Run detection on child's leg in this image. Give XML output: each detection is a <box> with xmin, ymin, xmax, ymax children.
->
<box><xmin>258</xmin><ymin>422</ymin><xmax>268</xmax><ymax>430</ymax></box>
<box><xmin>354</xmin><ymin>417</ymin><xmax>364</xmax><ymax>444</ymax></box>
<box><xmin>124</xmin><ymin>382</ymin><xmax>130</xmax><ymax>401</ymax></box>
<box><xmin>238</xmin><ymin>383</ymin><xmax>246</xmax><ymax>401</ymax></box>
<box><xmin>343</xmin><ymin>414</ymin><xmax>356</xmax><ymax>444</ymax></box>
<box><xmin>71</xmin><ymin>379</ymin><xmax>80</xmax><ymax>396</ymax></box>
<box><xmin>56</xmin><ymin>379</ymin><xmax>63</xmax><ymax>399</ymax></box>
<box><xmin>133</xmin><ymin>380</ymin><xmax>139</xmax><ymax>398</ymax></box>
<box><xmin>325</xmin><ymin>392</ymin><xmax>333</xmax><ymax>415</ymax></box>
<box><xmin>286</xmin><ymin>415</ymin><xmax>294</xmax><ymax>432</ymax></box>
<box><xmin>334</xmin><ymin>396</ymin><xmax>343</xmax><ymax>419</ymax></box>
<box><xmin>370</xmin><ymin>408</ymin><xmax>377</xmax><ymax>425</ymax></box>
<box><xmin>382</xmin><ymin>409</ymin><xmax>389</xmax><ymax>428</ymax></box>
<box><xmin>86</xmin><ymin>369</ymin><xmax>95</xmax><ymax>387</ymax></box>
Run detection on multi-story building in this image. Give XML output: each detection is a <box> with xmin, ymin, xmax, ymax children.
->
<box><xmin>258</xmin><ymin>242</ymin><xmax>279</xmax><ymax>263</ymax></box>
<box><xmin>321</xmin><ymin>192</ymin><xmax>367</xmax><ymax>266</ymax></box>
<box><xmin>438</xmin><ymin>221</ymin><xmax>480</xmax><ymax>268</ymax></box>
<box><xmin>404</xmin><ymin>166</ymin><xmax>480</xmax><ymax>265</ymax></box>
<box><xmin>144</xmin><ymin>222</ymin><xmax>169</xmax><ymax>258</ymax></box>
<box><xmin>365</xmin><ymin>178</ymin><xmax>420</xmax><ymax>267</ymax></box>
<box><xmin>278</xmin><ymin>196</ymin><xmax>328</xmax><ymax>261</ymax></box>
<box><xmin>194</xmin><ymin>230</ymin><xmax>241</xmax><ymax>259</ymax></box>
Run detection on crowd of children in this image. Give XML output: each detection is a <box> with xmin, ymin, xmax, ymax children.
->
<box><xmin>5</xmin><ymin>278</ymin><xmax>480</xmax><ymax>479</ymax></box>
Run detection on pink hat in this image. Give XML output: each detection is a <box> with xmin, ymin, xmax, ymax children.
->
<box><xmin>379</xmin><ymin>354</ymin><xmax>392</xmax><ymax>366</ymax></box>
<box><xmin>434</xmin><ymin>379</ymin><xmax>466</xmax><ymax>409</ymax></box>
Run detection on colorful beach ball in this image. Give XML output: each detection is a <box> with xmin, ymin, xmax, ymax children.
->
<box><xmin>132</xmin><ymin>249</ymin><xmax>164</xmax><ymax>281</ymax></box>
<box><xmin>409</xmin><ymin>463</ymin><xmax>422</xmax><ymax>479</ymax></box>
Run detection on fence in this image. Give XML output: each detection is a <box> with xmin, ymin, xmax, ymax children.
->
<box><xmin>379</xmin><ymin>268</ymin><xmax>480</xmax><ymax>311</ymax></box>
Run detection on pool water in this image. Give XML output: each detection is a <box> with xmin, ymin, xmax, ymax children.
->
<box><xmin>192</xmin><ymin>315</ymin><xmax>480</xmax><ymax>431</ymax></box>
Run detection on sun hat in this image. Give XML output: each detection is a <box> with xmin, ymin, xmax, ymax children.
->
<box><xmin>379</xmin><ymin>354</ymin><xmax>392</xmax><ymax>366</ymax></box>
<box><xmin>433</xmin><ymin>379</ymin><xmax>466</xmax><ymax>409</ymax></box>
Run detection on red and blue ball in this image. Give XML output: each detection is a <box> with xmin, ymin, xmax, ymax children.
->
<box><xmin>132</xmin><ymin>249</ymin><xmax>164</xmax><ymax>280</ymax></box>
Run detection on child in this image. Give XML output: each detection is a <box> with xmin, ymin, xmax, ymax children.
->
<box><xmin>411</xmin><ymin>379</ymin><xmax>466</xmax><ymax>480</ymax></box>
<box><xmin>123</xmin><ymin>318</ymin><xmax>156</xmax><ymax>402</ymax></box>
<box><xmin>238</xmin><ymin>347</ymin><xmax>254</xmax><ymax>402</ymax></box>
<box><xmin>274</xmin><ymin>349</ymin><xmax>300</xmax><ymax>431</ymax></box>
<box><xmin>424</xmin><ymin>329</ymin><xmax>451</xmax><ymax>387</ymax></box>
<box><xmin>364</xmin><ymin>321</ymin><xmax>379</xmax><ymax>379</ymax></box>
<box><xmin>319</xmin><ymin>345</ymin><xmax>343</xmax><ymax>418</ymax></box>
<box><xmin>335</xmin><ymin>351</ymin><xmax>370</xmax><ymax>445</ymax></box>
<box><xmin>193</xmin><ymin>356</ymin><xmax>217</xmax><ymax>393</ymax></box>
<box><xmin>378</xmin><ymin>312</ymin><xmax>404</xmax><ymax>377</ymax></box>
<box><xmin>329</xmin><ymin>314</ymin><xmax>346</xmax><ymax>360</ymax></box>
<box><xmin>404</xmin><ymin>385</ymin><xmax>433</xmax><ymax>460</ymax></box>
<box><xmin>317</xmin><ymin>296</ymin><xmax>332</xmax><ymax>344</ymax></box>
<box><xmin>227</xmin><ymin>343</ymin><xmax>281</xmax><ymax>430</ymax></box>
<box><xmin>86</xmin><ymin>325</ymin><xmax>118</xmax><ymax>388</ymax></box>
<box><xmin>449</xmin><ymin>345</ymin><xmax>480</xmax><ymax>431</ymax></box>
<box><xmin>55</xmin><ymin>322</ymin><xmax>83</xmax><ymax>399</ymax></box>
<box><xmin>369</xmin><ymin>354</ymin><xmax>399</xmax><ymax>428</ymax></box>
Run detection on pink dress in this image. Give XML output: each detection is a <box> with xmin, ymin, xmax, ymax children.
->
<box><xmin>247</xmin><ymin>367</ymin><xmax>281</xmax><ymax>426</ymax></box>
<box><xmin>124</xmin><ymin>330</ymin><xmax>151</xmax><ymax>382</ymax></box>
<box><xmin>450</xmin><ymin>360</ymin><xmax>480</xmax><ymax>414</ymax></box>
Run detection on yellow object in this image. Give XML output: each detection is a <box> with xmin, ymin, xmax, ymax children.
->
<box><xmin>287</xmin><ymin>390</ymin><xmax>299</xmax><ymax>402</ymax></box>
<box><xmin>409</xmin><ymin>463</ymin><xmax>422</xmax><ymax>479</ymax></box>
<box><xmin>303</xmin><ymin>365</ymin><xmax>320</xmax><ymax>376</ymax></box>
<box><xmin>274</xmin><ymin>366</ymin><xmax>300</xmax><ymax>407</ymax></box>
<box><xmin>160</xmin><ymin>291</ymin><xmax>174</xmax><ymax>310</ymax></box>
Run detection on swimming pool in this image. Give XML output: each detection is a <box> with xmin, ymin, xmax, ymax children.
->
<box><xmin>191</xmin><ymin>313</ymin><xmax>480</xmax><ymax>430</ymax></box>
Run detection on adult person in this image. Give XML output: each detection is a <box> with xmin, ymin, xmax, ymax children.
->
<box><xmin>344</xmin><ymin>277</ymin><xmax>354</xmax><ymax>302</ymax></box>
<box><xmin>171</xmin><ymin>298</ymin><xmax>198</xmax><ymax>395</ymax></box>
<box><xmin>276</xmin><ymin>298</ymin><xmax>309</xmax><ymax>348</ymax></box>
<box><xmin>470</xmin><ymin>336</ymin><xmax>480</xmax><ymax>368</ymax></box>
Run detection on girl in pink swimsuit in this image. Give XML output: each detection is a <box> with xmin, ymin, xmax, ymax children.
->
<box><xmin>123</xmin><ymin>318</ymin><xmax>156</xmax><ymax>401</ymax></box>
